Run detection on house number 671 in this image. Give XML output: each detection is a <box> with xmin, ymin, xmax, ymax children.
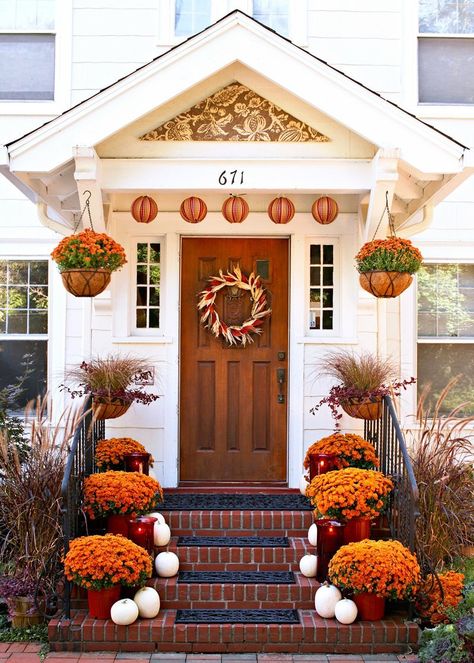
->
<box><xmin>218</xmin><ymin>170</ymin><xmax>245</xmax><ymax>185</ymax></box>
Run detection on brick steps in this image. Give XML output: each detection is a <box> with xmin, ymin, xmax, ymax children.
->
<box><xmin>165</xmin><ymin>510</ymin><xmax>313</xmax><ymax>537</ymax></box>
<box><xmin>48</xmin><ymin>608</ymin><xmax>419</xmax><ymax>655</ymax></box>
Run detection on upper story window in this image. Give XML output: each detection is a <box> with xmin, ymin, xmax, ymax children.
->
<box><xmin>175</xmin><ymin>0</ymin><xmax>211</xmax><ymax>37</ymax></box>
<box><xmin>418</xmin><ymin>0</ymin><xmax>474</xmax><ymax>104</ymax></box>
<box><xmin>0</xmin><ymin>259</ymin><xmax>48</xmax><ymax>411</ymax></box>
<box><xmin>0</xmin><ymin>0</ymin><xmax>55</xmax><ymax>100</ymax></box>
<box><xmin>253</xmin><ymin>0</ymin><xmax>288</xmax><ymax>36</ymax></box>
<box><xmin>417</xmin><ymin>263</ymin><xmax>474</xmax><ymax>414</ymax></box>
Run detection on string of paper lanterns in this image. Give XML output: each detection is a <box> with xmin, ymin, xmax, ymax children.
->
<box><xmin>130</xmin><ymin>195</ymin><xmax>339</xmax><ymax>225</ymax></box>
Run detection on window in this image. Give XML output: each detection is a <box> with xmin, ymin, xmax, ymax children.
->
<box><xmin>417</xmin><ymin>263</ymin><xmax>474</xmax><ymax>414</ymax></box>
<box><xmin>253</xmin><ymin>0</ymin><xmax>288</xmax><ymax>36</ymax></box>
<box><xmin>136</xmin><ymin>242</ymin><xmax>161</xmax><ymax>330</ymax></box>
<box><xmin>309</xmin><ymin>243</ymin><xmax>334</xmax><ymax>331</ymax></box>
<box><xmin>0</xmin><ymin>260</ymin><xmax>48</xmax><ymax>411</ymax></box>
<box><xmin>175</xmin><ymin>0</ymin><xmax>211</xmax><ymax>37</ymax></box>
<box><xmin>0</xmin><ymin>0</ymin><xmax>55</xmax><ymax>100</ymax></box>
<box><xmin>418</xmin><ymin>0</ymin><xmax>474</xmax><ymax>104</ymax></box>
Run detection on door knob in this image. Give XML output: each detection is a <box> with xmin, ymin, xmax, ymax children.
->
<box><xmin>276</xmin><ymin>368</ymin><xmax>286</xmax><ymax>404</ymax></box>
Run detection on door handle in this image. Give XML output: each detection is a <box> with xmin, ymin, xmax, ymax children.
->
<box><xmin>276</xmin><ymin>368</ymin><xmax>286</xmax><ymax>404</ymax></box>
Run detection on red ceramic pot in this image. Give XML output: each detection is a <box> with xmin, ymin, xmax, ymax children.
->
<box><xmin>354</xmin><ymin>592</ymin><xmax>385</xmax><ymax>620</ymax></box>
<box><xmin>87</xmin><ymin>585</ymin><xmax>121</xmax><ymax>619</ymax></box>
<box><xmin>107</xmin><ymin>513</ymin><xmax>132</xmax><ymax>537</ymax></box>
<box><xmin>343</xmin><ymin>517</ymin><xmax>372</xmax><ymax>544</ymax></box>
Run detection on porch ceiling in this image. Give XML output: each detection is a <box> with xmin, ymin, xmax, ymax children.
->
<box><xmin>0</xmin><ymin>10</ymin><xmax>472</xmax><ymax>236</ymax></box>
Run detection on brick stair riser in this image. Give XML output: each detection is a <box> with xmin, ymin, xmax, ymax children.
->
<box><xmin>48</xmin><ymin>608</ymin><xmax>420</xmax><ymax>654</ymax></box>
<box><xmin>165</xmin><ymin>510</ymin><xmax>312</xmax><ymax>537</ymax></box>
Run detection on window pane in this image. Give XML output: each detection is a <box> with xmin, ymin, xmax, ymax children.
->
<box><xmin>418</xmin><ymin>37</ymin><xmax>474</xmax><ymax>103</ymax></box>
<box><xmin>0</xmin><ymin>287</ymin><xmax>5</xmax><ymax>307</ymax></box>
<box><xmin>175</xmin><ymin>0</ymin><xmax>210</xmax><ymax>36</ymax></box>
<box><xmin>149</xmin><ymin>265</ymin><xmax>160</xmax><ymax>285</ymax></box>
<box><xmin>0</xmin><ymin>339</ymin><xmax>47</xmax><ymax>411</ymax></box>
<box><xmin>322</xmin><ymin>310</ymin><xmax>333</xmax><ymax>329</ymax></box>
<box><xmin>310</xmin><ymin>266</ymin><xmax>320</xmax><ymax>286</ymax></box>
<box><xmin>149</xmin><ymin>308</ymin><xmax>160</xmax><ymax>328</ymax></box>
<box><xmin>136</xmin><ymin>287</ymin><xmax>147</xmax><ymax>306</ymax></box>
<box><xmin>30</xmin><ymin>261</ymin><xmax>48</xmax><ymax>284</ymax></box>
<box><xmin>323</xmin><ymin>245</ymin><xmax>333</xmax><ymax>264</ymax></box>
<box><xmin>253</xmin><ymin>0</ymin><xmax>289</xmax><ymax>36</ymax></box>
<box><xmin>136</xmin><ymin>309</ymin><xmax>146</xmax><ymax>328</ymax></box>
<box><xmin>9</xmin><ymin>287</ymin><xmax>27</xmax><ymax>309</ymax></box>
<box><xmin>29</xmin><ymin>310</ymin><xmax>47</xmax><ymax>333</ymax></box>
<box><xmin>0</xmin><ymin>34</ymin><xmax>55</xmax><ymax>100</ymax></box>
<box><xmin>150</xmin><ymin>243</ymin><xmax>160</xmax><ymax>263</ymax></box>
<box><xmin>149</xmin><ymin>287</ymin><xmax>160</xmax><ymax>306</ymax></box>
<box><xmin>29</xmin><ymin>285</ymin><xmax>48</xmax><ymax>309</ymax></box>
<box><xmin>418</xmin><ymin>343</ymin><xmax>474</xmax><ymax>415</ymax></box>
<box><xmin>8</xmin><ymin>262</ymin><xmax>28</xmax><ymax>284</ymax></box>
<box><xmin>8</xmin><ymin>311</ymin><xmax>27</xmax><ymax>333</ymax></box>
<box><xmin>419</xmin><ymin>0</ymin><xmax>474</xmax><ymax>34</ymax></box>
<box><xmin>310</xmin><ymin>245</ymin><xmax>321</xmax><ymax>264</ymax></box>
<box><xmin>137</xmin><ymin>243</ymin><xmax>148</xmax><ymax>262</ymax></box>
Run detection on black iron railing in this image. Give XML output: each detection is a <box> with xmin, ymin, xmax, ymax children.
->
<box><xmin>364</xmin><ymin>395</ymin><xmax>420</xmax><ymax>552</ymax></box>
<box><xmin>60</xmin><ymin>396</ymin><xmax>105</xmax><ymax>618</ymax></box>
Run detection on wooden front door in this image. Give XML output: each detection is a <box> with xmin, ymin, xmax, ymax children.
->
<box><xmin>180</xmin><ymin>238</ymin><xmax>289</xmax><ymax>483</ymax></box>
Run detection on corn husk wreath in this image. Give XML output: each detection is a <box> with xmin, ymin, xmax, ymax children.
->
<box><xmin>198</xmin><ymin>267</ymin><xmax>271</xmax><ymax>346</ymax></box>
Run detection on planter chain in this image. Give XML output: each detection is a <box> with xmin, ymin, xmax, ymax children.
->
<box><xmin>371</xmin><ymin>190</ymin><xmax>397</xmax><ymax>241</ymax></box>
<box><xmin>73</xmin><ymin>190</ymin><xmax>95</xmax><ymax>233</ymax></box>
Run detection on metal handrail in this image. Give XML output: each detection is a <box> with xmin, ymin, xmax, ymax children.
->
<box><xmin>364</xmin><ymin>395</ymin><xmax>420</xmax><ymax>552</ymax></box>
<box><xmin>60</xmin><ymin>396</ymin><xmax>104</xmax><ymax>618</ymax></box>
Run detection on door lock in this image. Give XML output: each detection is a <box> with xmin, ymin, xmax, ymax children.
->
<box><xmin>276</xmin><ymin>368</ymin><xmax>286</xmax><ymax>404</ymax></box>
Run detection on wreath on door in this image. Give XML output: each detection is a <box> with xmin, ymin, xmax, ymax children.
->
<box><xmin>197</xmin><ymin>267</ymin><xmax>272</xmax><ymax>346</ymax></box>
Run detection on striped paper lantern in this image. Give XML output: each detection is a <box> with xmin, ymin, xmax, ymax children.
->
<box><xmin>267</xmin><ymin>197</ymin><xmax>295</xmax><ymax>225</ymax></box>
<box><xmin>180</xmin><ymin>196</ymin><xmax>207</xmax><ymax>224</ymax></box>
<box><xmin>311</xmin><ymin>196</ymin><xmax>339</xmax><ymax>225</ymax></box>
<box><xmin>131</xmin><ymin>196</ymin><xmax>158</xmax><ymax>224</ymax></box>
<box><xmin>221</xmin><ymin>196</ymin><xmax>249</xmax><ymax>224</ymax></box>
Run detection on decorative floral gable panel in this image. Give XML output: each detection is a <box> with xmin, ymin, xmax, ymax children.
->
<box><xmin>139</xmin><ymin>83</ymin><xmax>330</xmax><ymax>142</ymax></box>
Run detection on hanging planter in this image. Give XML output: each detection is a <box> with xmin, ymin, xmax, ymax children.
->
<box><xmin>221</xmin><ymin>195</ymin><xmax>249</xmax><ymax>224</ymax></box>
<box><xmin>131</xmin><ymin>195</ymin><xmax>158</xmax><ymax>224</ymax></box>
<box><xmin>339</xmin><ymin>396</ymin><xmax>383</xmax><ymax>420</ymax></box>
<box><xmin>311</xmin><ymin>196</ymin><xmax>338</xmax><ymax>225</ymax></box>
<box><xmin>51</xmin><ymin>191</ymin><xmax>127</xmax><ymax>298</ymax></box>
<box><xmin>92</xmin><ymin>398</ymin><xmax>131</xmax><ymax>420</ymax></box>
<box><xmin>267</xmin><ymin>196</ymin><xmax>295</xmax><ymax>224</ymax></box>
<box><xmin>356</xmin><ymin>193</ymin><xmax>423</xmax><ymax>298</ymax></box>
<box><xmin>180</xmin><ymin>196</ymin><xmax>207</xmax><ymax>223</ymax></box>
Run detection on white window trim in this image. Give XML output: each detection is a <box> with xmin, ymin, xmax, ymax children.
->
<box><xmin>132</xmin><ymin>237</ymin><xmax>163</xmax><ymax>336</ymax></box>
<box><xmin>157</xmin><ymin>0</ymin><xmax>307</xmax><ymax>48</ymax></box>
<box><xmin>0</xmin><ymin>0</ymin><xmax>72</xmax><ymax>115</ymax></box>
<box><xmin>402</xmin><ymin>0</ymin><xmax>474</xmax><ymax>116</ymax></box>
<box><xmin>305</xmin><ymin>238</ymin><xmax>338</xmax><ymax>337</ymax></box>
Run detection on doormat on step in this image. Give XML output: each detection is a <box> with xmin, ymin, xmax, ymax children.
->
<box><xmin>161</xmin><ymin>493</ymin><xmax>311</xmax><ymax>511</ymax></box>
<box><xmin>178</xmin><ymin>571</ymin><xmax>295</xmax><ymax>584</ymax></box>
<box><xmin>175</xmin><ymin>609</ymin><xmax>300</xmax><ymax>624</ymax></box>
<box><xmin>177</xmin><ymin>536</ymin><xmax>290</xmax><ymax>547</ymax></box>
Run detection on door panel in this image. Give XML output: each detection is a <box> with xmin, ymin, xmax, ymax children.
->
<box><xmin>180</xmin><ymin>238</ymin><xmax>289</xmax><ymax>483</ymax></box>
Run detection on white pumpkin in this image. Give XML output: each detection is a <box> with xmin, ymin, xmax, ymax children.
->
<box><xmin>155</xmin><ymin>551</ymin><xmax>179</xmax><ymax>578</ymax></box>
<box><xmin>133</xmin><ymin>586</ymin><xmax>160</xmax><ymax>618</ymax></box>
<box><xmin>299</xmin><ymin>554</ymin><xmax>318</xmax><ymax>578</ymax></box>
<box><xmin>154</xmin><ymin>522</ymin><xmax>171</xmax><ymax>547</ymax></box>
<box><xmin>110</xmin><ymin>598</ymin><xmax>139</xmax><ymax>626</ymax></box>
<box><xmin>308</xmin><ymin>523</ymin><xmax>318</xmax><ymax>547</ymax></box>
<box><xmin>146</xmin><ymin>511</ymin><xmax>166</xmax><ymax>525</ymax></box>
<box><xmin>299</xmin><ymin>474</ymin><xmax>309</xmax><ymax>496</ymax></box>
<box><xmin>314</xmin><ymin>582</ymin><xmax>342</xmax><ymax>618</ymax></box>
<box><xmin>334</xmin><ymin>598</ymin><xmax>358</xmax><ymax>625</ymax></box>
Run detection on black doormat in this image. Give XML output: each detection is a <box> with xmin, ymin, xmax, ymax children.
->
<box><xmin>175</xmin><ymin>609</ymin><xmax>300</xmax><ymax>624</ymax></box>
<box><xmin>161</xmin><ymin>493</ymin><xmax>311</xmax><ymax>511</ymax></box>
<box><xmin>178</xmin><ymin>571</ymin><xmax>295</xmax><ymax>584</ymax></box>
<box><xmin>177</xmin><ymin>536</ymin><xmax>289</xmax><ymax>547</ymax></box>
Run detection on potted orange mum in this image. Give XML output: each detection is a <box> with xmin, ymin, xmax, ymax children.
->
<box><xmin>51</xmin><ymin>228</ymin><xmax>127</xmax><ymax>297</ymax></box>
<box><xmin>83</xmin><ymin>471</ymin><xmax>163</xmax><ymax>536</ymax></box>
<box><xmin>95</xmin><ymin>437</ymin><xmax>154</xmax><ymax>471</ymax></box>
<box><xmin>304</xmin><ymin>433</ymin><xmax>379</xmax><ymax>476</ymax></box>
<box><xmin>329</xmin><ymin>539</ymin><xmax>421</xmax><ymax>620</ymax></box>
<box><xmin>63</xmin><ymin>534</ymin><xmax>152</xmax><ymax>618</ymax></box>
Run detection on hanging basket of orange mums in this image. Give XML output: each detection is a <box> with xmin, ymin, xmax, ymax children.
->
<box><xmin>304</xmin><ymin>433</ymin><xmax>379</xmax><ymax>473</ymax></box>
<box><xmin>306</xmin><ymin>467</ymin><xmax>393</xmax><ymax>521</ymax></box>
<box><xmin>95</xmin><ymin>438</ymin><xmax>154</xmax><ymax>471</ymax></box>
<box><xmin>83</xmin><ymin>471</ymin><xmax>163</xmax><ymax>519</ymax></box>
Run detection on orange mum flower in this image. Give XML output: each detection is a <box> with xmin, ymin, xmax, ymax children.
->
<box><xmin>306</xmin><ymin>467</ymin><xmax>393</xmax><ymax>520</ymax></box>
<box><xmin>51</xmin><ymin>228</ymin><xmax>126</xmax><ymax>272</ymax></box>
<box><xmin>303</xmin><ymin>433</ymin><xmax>379</xmax><ymax>472</ymax></box>
<box><xmin>416</xmin><ymin>571</ymin><xmax>465</xmax><ymax>625</ymax></box>
<box><xmin>329</xmin><ymin>539</ymin><xmax>421</xmax><ymax>600</ymax></box>
<box><xmin>64</xmin><ymin>534</ymin><xmax>152</xmax><ymax>590</ymax></box>
<box><xmin>95</xmin><ymin>438</ymin><xmax>154</xmax><ymax>470</ymax></box>
<box><xmin>83</xmin><ymin>471</ymin><xmax>163</xmax><ymax>519</ymax></box>
<box><xmin>355</xmin><ymin>237</ymin><xmax>423</xmax><ymax>275</ymax></box>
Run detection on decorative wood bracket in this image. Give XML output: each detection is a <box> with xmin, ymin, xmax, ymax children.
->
<box><xmin>362</xmin><ymin>148</ymin><xmax>400</xmax><ymax>243</ymax></box>
<box><xmin>73</xmin><ymin>146</ymin><xmax>107</xmax><ymax>232</ymax></box>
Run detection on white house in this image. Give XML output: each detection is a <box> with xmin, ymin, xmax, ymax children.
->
<box><xmin>1</xmin><ymin>1</ymin><xmax>474</xmax><ymax>488</ymax></box>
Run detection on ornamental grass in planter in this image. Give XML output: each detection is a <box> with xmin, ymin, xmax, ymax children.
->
<box><xmin>355</xmin><ymin>236</ymin><xmax>423</xmax><ymax>298</ymax></box>
<box><xmin>95</xmin><ymin>437</ymin><xmax>154</xmax><ymax>471</ymax></box>
<box><xmin>304</xmin><ymin>433</ymin><xmax>379</xmax><ymax>473</ymax></box>
<box><xmin>51</xmin><ymin>228</ymin><xmax>127</xmax><ymax>297</ymax></box>
<box><xmin>311</xmin><ymin>350</ymin><xmax>415</xmax><ymax>425</ymax></box>
<box><xmin>61</xmin><ymin>354</ymin><xmax>159</xmax><ymax>420</ymax></box>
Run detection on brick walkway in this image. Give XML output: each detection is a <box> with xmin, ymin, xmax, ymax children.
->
<box><xmin>0</xmin><ymin>644</ymin><xmax>420</xmax><ymax>663</ymax></box>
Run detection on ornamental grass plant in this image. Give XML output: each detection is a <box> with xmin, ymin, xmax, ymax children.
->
<box><xmin>405</xmin><ymin>378</ymin><xmax>474</xmax><ymax>571</ymax></box>
<box><xmin>95</xmin><ymin>437</ymin><xmax>154</xmax><ymax>470</ymax></box>
<box><xmin>303</xmin><ymin>433</ymin><xmax>379</xmax><ymax>471</ymax></box>
<box><xmin>63</xmin><ymin>534</ymin><xmax>152</xmax><ymax>590</ymax></box>
<box><xmin>306</xmin><ymin>467</ymin><xmax>393</xmax><ymax>521</ymax></box>
<box><xmin>83</xmin><ymin>470</ymin><xmax>163</xmax><ymax>519</ymax></box>
<box><xmin>51</xmin><ymin>228</ymin><xmax>126</xmax><ymax>272</ymax></box>
<box><xmin>355</xmin><ymin>237</ymin><xmax>423</xmax><ymax>274</ymax></box>
<box><xmin>328</xmin><ymin>539</ymin><xmax>421</xmax><ymax>599</ymax></box>
<box><xmin>416</xmin><ymin>571</ymin><xmax>465</xmax><ymax>625</ymax></box>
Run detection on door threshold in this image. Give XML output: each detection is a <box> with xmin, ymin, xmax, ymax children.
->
<box><xmin>172</xmin><ymin>483</ymin><xmax>296</xmax><ymax>494</ymax></box>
